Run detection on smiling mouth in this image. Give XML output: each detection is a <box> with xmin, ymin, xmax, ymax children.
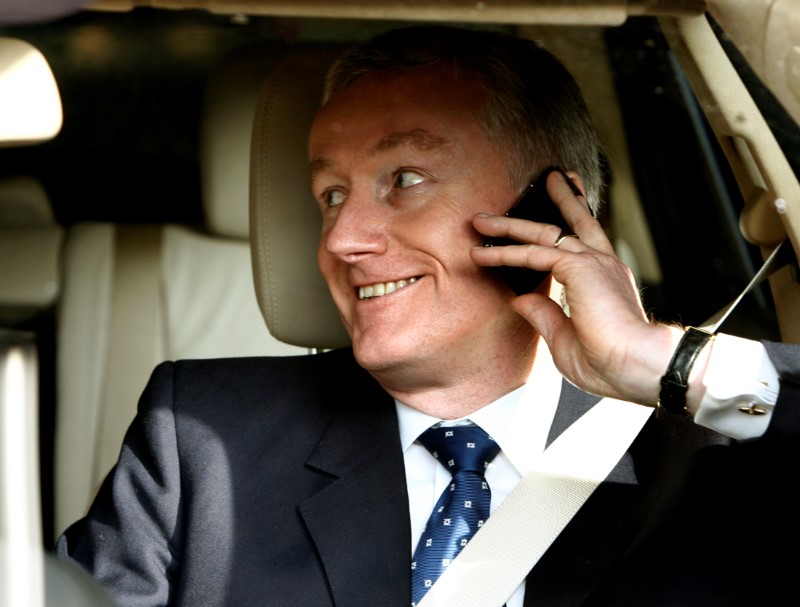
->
<box><xmin>358</xmin><ymin>277</ymin><xmax>419</xmax><ymax>300</ymax></box>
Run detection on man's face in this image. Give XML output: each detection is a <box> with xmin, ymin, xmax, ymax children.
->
<box><xmin>308</xmin><ymin>66</ymin><xmax>528</xmax><ymax>380</ymax></box>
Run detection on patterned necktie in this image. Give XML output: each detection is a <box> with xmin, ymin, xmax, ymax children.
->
<box><xmin>410</xmin><ymin>424</ymin><xmax>501</xmax><ymax>606</ymax></box>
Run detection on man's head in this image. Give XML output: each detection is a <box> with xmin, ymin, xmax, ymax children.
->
<box><xmin>308</xmin><ymin>25</ymin><xmax>602</xmax><ymax>403</ymax></box>
<box><xmin>323</xmin><ymin>25</ymin><xmax>604</xmax><ymax>212</ymax></box>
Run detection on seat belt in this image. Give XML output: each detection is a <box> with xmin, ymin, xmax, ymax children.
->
<box><xmin>419</xmin><ymin>238</ymin><xmax>796</xmax><ymax>607</ymax></box>
<box><xmin>418</xmin><ymin>397</ymin><xmax>652</xmax><ymax>607</ymax></box>
<box><xmin>92</xmin><ymin>225</ymin><xmax>162</xmax><ymax>493</ymax></box>
<box><xmin>698</xmin><ymin>238</ymin><xmax>794</xmax><ymax>333</ymax></box>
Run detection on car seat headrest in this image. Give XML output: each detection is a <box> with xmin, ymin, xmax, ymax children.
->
<box><xmin>201</xmin><ymin>46</ymin><xmax>282</xmax><ymax>240</ymax></box>
<box><xmin>0</xmin><ymin>175</ymin><xmax>54</xmax><ymax>225</ymax></box>
<box><xmin>249</xmin><ymin>51</ymin><xmax>350</xmax><ymax>350</ymax></box>
<box><xmin>0</xmin><ymin>175</ymin><xmax>62</xmax><ymax>320</ymax></box>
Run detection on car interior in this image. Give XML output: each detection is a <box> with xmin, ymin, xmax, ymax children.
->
<box><xmin>1</xmin><ymin>1</ymin><xmax>799</xmax><ymax>604</ymax></box>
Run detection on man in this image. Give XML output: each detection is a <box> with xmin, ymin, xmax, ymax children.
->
<box><xmin>57</xmin><ymin>25</ymin><xmax>800</xmax><ymax>606</ymax></box>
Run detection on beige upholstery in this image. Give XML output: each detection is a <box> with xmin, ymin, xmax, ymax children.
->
<box><xmin>54</xmin><ymin>47</ymin><xmax>308</xmax><ymax>538</ymax></box>
<box><xmin>708</xmin><ymin>0</ymin><xmax>800</xmax><ymax>128</ymax></box>
<box><xmin>0</xmin><ymin>176</ymin><xmax>63</xmax><ymax>324</ymax></box>
<box><xmin>250</xmin><ymin>50</ymin><xmax>350</xmax><ymax>350</ymax></box>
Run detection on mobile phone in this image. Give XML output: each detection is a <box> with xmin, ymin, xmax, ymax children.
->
<box><xmin>482</xmin><ymin>166</ymin><xmax>577</xmax><ymax>295</ymax></box>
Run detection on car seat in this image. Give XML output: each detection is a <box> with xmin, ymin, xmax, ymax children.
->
<box><xmin>0</xmin><ymin>175</ymin><xmax>63</xmax><ymax>543</ymax></box>
<box><xmin>53</xmin><ymin>46</ymin><xmax>308</xmax><ymax>539</ymax></box>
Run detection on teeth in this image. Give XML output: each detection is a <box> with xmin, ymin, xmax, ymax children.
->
<box><xmin>359</xmin><ymin>277</ymin><xmax>417</xmax><ymax>300</ymax></box>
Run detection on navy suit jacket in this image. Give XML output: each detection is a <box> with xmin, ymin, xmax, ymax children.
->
<box><xmin>57</xmin><ymin>343</ymin><xmax>800</xmax><ymax>606</ymax></box>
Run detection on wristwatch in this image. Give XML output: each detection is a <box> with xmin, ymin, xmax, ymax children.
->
<box><xmin>657</xmin><ymin>327</ymin><xmax>715</xmax><ymax>416</ymax></box>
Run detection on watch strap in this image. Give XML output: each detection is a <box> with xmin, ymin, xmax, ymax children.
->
<box><xmin>657</xmin><ymin>327</ymin><xmax>714</xmax><ymax>415</ymax></box>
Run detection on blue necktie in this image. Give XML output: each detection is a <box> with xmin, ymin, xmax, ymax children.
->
<box><xmin>410</xmin><ymin>424</ymin><xmax>501</xmax><ymax>606</ymax></box>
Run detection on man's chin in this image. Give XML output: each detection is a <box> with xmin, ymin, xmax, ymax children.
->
<box><xmin>351</xmin><ymin>338</ymin><xmax>420</xmax><ymax>376</ymax></box>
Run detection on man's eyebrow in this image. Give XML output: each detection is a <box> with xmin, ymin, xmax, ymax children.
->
<box><xmin>373</xmin><ymin>128</ymin><xmax>450</xmax><ymax>154</ymax></box>
<box><xmin>309</xmin><ymin>129</ymin><xmax>451</xmax><ymax>179</ymax></box>
<box><xmin>309</xmin><ymin>157</ymin><xmax>330</xmax><ymax>178</ymax></box>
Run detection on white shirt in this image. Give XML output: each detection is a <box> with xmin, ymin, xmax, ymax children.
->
<box><xmin>397</xmin><ymin>335</ymin><xmax>780</xmax><ymax>606</ymax></box>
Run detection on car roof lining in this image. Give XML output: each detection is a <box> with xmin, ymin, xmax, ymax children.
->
<box><xmin>87</xmin><ymin>0</ymin><xmax>707</xmax><ymax>25</ymax></box>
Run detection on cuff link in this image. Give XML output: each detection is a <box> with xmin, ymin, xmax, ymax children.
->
<box><xmin>738</xmin><ymin>403</ymin><xmax>768</xmax><ymax>415</ymax></box>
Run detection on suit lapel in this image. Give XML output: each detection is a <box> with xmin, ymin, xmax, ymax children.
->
<box><xmin>300</xmin><ymin>376</ymin><xmax>411</xmax><ymax>607</ymax></box>
<box><xmin>545</xmin><ymin>380</ymin><xmax>600</xmax><ymax>445</ymax></box>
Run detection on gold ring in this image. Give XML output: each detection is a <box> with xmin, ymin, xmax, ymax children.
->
<box><xmin>553</xmin><ymin>232</ymin><xmax>579</xmax><ymax>248</ymax></box>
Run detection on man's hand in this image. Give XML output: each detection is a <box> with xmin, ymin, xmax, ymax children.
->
<box><xmin>471</xmin><ymin>170</ymin><xmax>695</xmax><ymax>406</ymax></box>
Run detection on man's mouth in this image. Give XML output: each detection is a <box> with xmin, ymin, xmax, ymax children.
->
<box><xmin>358</xmin><ymin>277</ymin><xmax>418</xmax><ymax>300</ymax></box>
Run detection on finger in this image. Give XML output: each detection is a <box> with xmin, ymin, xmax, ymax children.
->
<box><xmin>471</xmin><ymin>216</ymin><xmax>588</xmax><ymax>272</ymax></box>
<box><xmin>471</xmin><ymin>239</ymin><xmax>559</xmax><ymax>272</ymax></box>
<box><xmin>545</xmin><ymin>171</ymin><xmax>615</xmax><ymax>255</ymax></box>
<box><xmin>510</xmin><ymin>291</ymin><xmax>577</xmax><ymax>359</ymax></box>
<box><xmin>471</xmin><ymin>220</ymin><xmax>588</xmax><ymax>272</ymax></box>
<box><xmin>552</xmin><ymin>230</ymin><xmax>580</xmax><ymax>249</ymax></box>
<box><xmin>472</xmin><ymin>211</ymin><xmax>564</xmax><ymax>248</ymax></box>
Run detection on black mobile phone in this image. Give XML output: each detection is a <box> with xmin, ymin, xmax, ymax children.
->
<box><xmin>482</xmin><ymin>166</ymin><xmax>577</xmax><ymax>295</ymax></box>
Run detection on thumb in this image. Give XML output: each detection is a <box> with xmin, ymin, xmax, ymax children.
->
<box><xmin>510</xmin><ymin>292</ymin><xmax>570</xmax><ymax>346</ymax></box>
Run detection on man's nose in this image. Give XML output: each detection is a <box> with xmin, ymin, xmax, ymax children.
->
<box><xmin>324</xmin><ymin>189</ymin><xmax>389</xmax><ymax>260</ymax></box>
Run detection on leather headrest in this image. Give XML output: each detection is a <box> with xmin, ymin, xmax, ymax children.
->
<box><xmin>250</xmin><ymin>51</ymin><xmax>350</xmax><ymax>350</ymax></box>
<box><xmin>0</xmin><ymin>175</ymin><xmax>54</xmax><ymax>225</ymax></box>
<box><xmin>0</xmin><ymin>176</ymin><xmax>62</xmax><ymax>318</ymax></box>
<box><xmin>201</xmin><ymin>47</ymin><xmax>282</xmax><ymax>240</ymax></box>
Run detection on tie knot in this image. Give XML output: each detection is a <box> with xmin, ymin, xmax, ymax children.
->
<box><xmin>417</xmin><ymin>424</ymin><xmax>500</xmax><ymax>475</ymax></box>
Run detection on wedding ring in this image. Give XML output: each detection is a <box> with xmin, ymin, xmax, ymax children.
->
<box><xmin>553</xmin><ymin>231</ymin><xmax>579</xmax><ymax>248</ymax></box>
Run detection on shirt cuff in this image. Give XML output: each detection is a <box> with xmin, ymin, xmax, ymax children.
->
<box><xmin>693</xmin><ymin>333</ymin><xmax>779</xmax><ymax>440</ymax></box>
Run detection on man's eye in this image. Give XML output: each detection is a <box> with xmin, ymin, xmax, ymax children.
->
<box><xmin>394</xmin><ymin>170</ymin><xmax>425</xmax><ymax>189</ymax></box>
<box><xmin>324</xmin><ymin>189</ymin><xmax>346</xmax><ymax>207</ymax></box>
